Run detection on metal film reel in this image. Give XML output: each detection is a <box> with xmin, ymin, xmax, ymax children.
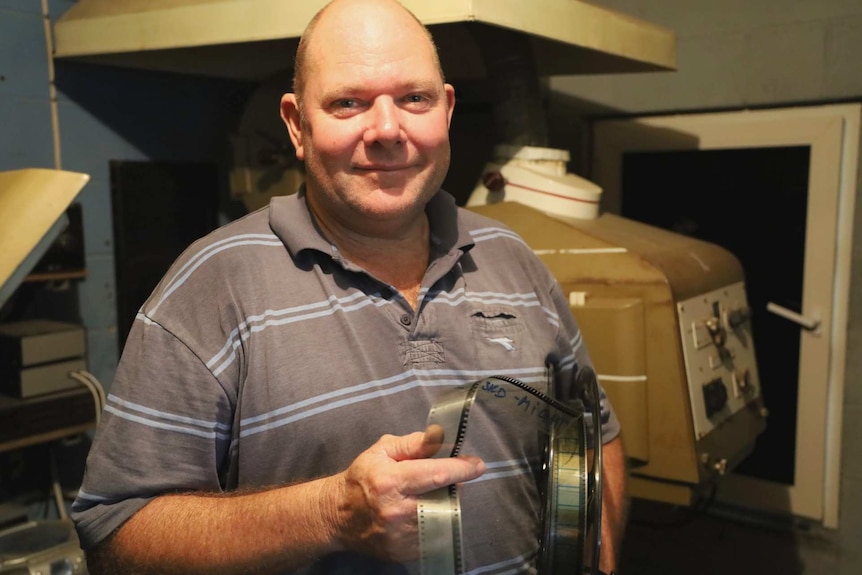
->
<box><xmin>418</xmin><ymin>372</ymin><xmax>603</xmax><ymax>575</ymax></box>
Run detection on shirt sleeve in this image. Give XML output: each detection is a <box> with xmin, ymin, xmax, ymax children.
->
<box><xmin>71</xmin><ymin>317</ymin><xmax>234</xmax><ymax>549</ymax></box>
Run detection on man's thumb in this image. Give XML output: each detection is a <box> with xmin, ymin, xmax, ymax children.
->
<box><xmin>418</xmin><ymin>423</ymin><xmax>447</xmax><ymax>458</ymax></box>
<box><xmin>390</xmin><ymin>424</ymin><xmax>448</xmax><ymax>461</ymax></box>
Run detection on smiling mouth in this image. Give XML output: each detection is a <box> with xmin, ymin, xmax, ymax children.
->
<box><xmin>355</xmin><ymin>165</ymin><xmax>412</xmax><ymax>172</ymax></box>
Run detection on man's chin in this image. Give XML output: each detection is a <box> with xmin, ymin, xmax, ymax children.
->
<box><xmin>347</xmin><ymin>194</ymin><xmax>434</xmax><ymax>232</ymax></box>
<box><xmin>361</xmin><ymin>182</ymin><xmax>437</xmax><ymax>208</ymax></box>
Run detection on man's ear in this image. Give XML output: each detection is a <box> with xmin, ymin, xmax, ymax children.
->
<box><xmin>280</xmin><ymin>93</ymin><xmax>305</xmax><ymax>160</ymax></box>
<box><xmin>444</xmin><ymin>83</ymin><xmax>456</xmax><ymax>128</ymax></box>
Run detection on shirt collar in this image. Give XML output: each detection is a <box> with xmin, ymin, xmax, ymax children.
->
<box><xmin>268</xmin><ymin>186</ymin><xmax>475</xmax><ymax>261</ymax></box>
<box><xmin>268</xmin><ymin>187</ymin><xmax>334</xmax><ymax>259</ymax></box>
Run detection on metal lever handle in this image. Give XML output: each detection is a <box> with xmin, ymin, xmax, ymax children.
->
<box><xmin>766</xmin><ymin>302</ymin><xmax>820</xmax><ymax>332</ymax></box>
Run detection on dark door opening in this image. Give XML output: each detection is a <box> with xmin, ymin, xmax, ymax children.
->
<box><xmin>620</xmin><ymin>146</ymin><xmax>811</xmax><ymax>486</ymax></box>
<box><xmin>111</xmin><ymin>161</ymin><xmax>220</xmax><ymax>351</ymax></box>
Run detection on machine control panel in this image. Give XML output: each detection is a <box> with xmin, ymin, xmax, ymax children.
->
<box><xmin>677</xmin><ymin>282</ymin><xmax>761</xmax><ymax>440</ymax></box>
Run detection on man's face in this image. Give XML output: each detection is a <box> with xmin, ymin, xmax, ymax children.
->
<box><xmin>282</xmin><ymin>7</ymin><xmax>455</xmax><ymax>237</ymax></box>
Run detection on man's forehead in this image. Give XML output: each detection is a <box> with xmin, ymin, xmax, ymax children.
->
<box><xmin>304</xmin><ymin>0</ymin><xmax>429</xmax><ymax>60</ymax></box>
<box><xmin>305</xmin><ymin>26</ymin><xmax>437</xmax><ymax>84</ymax></box>
<box><xmin>309</xmin><ymin>45</ymin><xmax>435</xmax><ymax>75</ymax></box>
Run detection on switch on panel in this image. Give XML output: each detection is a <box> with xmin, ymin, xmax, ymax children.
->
<box><xmin>732</xmin><ymin>368</ymin><xmax>754</xmax><ymax>398</ymax></box>
<box><xmin>726</xmin><ymin>305</ymin><xmax>751</xmax><ymax>330</ymax></box>
<box><xmin>692</xmin><ymin>321</ymin><xmax>712</xmax><ymax>349</ymax></box>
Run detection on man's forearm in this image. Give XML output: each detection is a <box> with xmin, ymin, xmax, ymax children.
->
<box><xmin>599</xmin><ymin>436</ymin><xmax>628</xmax><ymax>574</ymax></box>
<box><xmin>87</xmin><ymin>476</ymin><xmax>342</xmax><ymax>575</ymax></box>
<box><xmin>83</xmin><ymin>428</ymin><xmax>486</xmax><ymax>575</ymax></box>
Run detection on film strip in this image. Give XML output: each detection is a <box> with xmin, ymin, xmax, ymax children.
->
<box><xmin>418</xmin><ymin>370</ymin><xmax>603</xmax><ymax>575</ymax></box>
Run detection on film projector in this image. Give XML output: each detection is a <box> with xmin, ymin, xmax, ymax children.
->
<box><xmin>467</xmin><ymin>145</ymin><xmax>768</xmax><ymax>507</ymax></box>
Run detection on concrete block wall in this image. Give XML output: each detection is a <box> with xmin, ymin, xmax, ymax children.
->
<box><xmin>0</xmin><ymin>0</ymin><xmax>251</xmax><ymax>393</ymax></box>
<box><xmin>548</xmin><ymin>1</ymin><xmax>862</xmax><ymax>573</ymax></box>
<box><xmin>551</xmin><ymin>0</ymin><xmax>862</xmax><ymax>112</ymax></box>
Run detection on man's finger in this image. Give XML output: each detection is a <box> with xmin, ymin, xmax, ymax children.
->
<box><xmin>398</xmin><ymin>456</ymin><xmax>487</xmax><ymax>495</ymax></box>
<box><xmin>377</xmin><ymin>427</ymin><xmax>486</xmax><ymax>494</ymax></box>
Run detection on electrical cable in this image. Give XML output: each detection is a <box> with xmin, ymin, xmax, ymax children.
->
<box><xmin>67</xmin><ymin>369</ymin><xmax>105</xmax><ymax>426</ymax></box>
<box><xmin>628</xmin><ymin>480</ymin><xmax>720</xmax><ymax>531</ymax></box>
<box><xmin>77</xmin><ymin>369</ymin><xmax>107</xmax><ymax>416</ymax></box>
<box><xmin>48</xmin><ymin>447</ymin><xmax>68</xmax><ymax>521</ymax></box>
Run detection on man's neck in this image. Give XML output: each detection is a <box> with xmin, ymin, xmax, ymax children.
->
<box><xmin>312</xmin><ymin>207</ymin><xmax>431</xmax><ymax>310</ymax></box>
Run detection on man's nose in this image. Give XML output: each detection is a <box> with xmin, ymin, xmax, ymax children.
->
<box><xmin>364</xmin><ymin>98</ymin><xmax>403</xmax><ymax>146</ymax></box>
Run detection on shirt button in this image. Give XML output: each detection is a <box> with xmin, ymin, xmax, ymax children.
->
<box><xmin>400</xmin><ymin>314</ymin><xmax>412</xmax><ymax>326</ymax></box>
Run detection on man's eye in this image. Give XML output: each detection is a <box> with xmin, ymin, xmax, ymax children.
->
<box><xmin>335</xmin><ymin>99</ymin><xmax>358</xmax><ymax>108</ymax></box>
<box><xmin>403</xmin><ymin>94</ymin><xmax>432</xmax><ymax>109</ymax></box>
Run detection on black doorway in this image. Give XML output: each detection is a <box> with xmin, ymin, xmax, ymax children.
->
<box><xmin>110</xmin><ymin>161</ymin><xmax>220</xmax><ymax>351</ymax></box>
<box><xmin>620</xmin><ymin>146</ymin><xmax>811</xmax><ymax>486</ymax></box>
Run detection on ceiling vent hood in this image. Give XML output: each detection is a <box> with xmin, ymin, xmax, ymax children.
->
<box><xmin>52</xmin><ymin>0</ymin><xmax>676</xmax><ymax>81</ymax></box>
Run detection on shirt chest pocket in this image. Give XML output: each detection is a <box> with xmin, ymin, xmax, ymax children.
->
<box><xmin>468</xmin><ymin>304</ymin><xmax>526</xmax><ymax>336</ymax></box>
<box><xmin>468</xmin><ymin>305</ymin><xmax>529</xmax><ymax>360</ymax></box>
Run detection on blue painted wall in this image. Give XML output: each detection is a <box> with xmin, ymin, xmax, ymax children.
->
<box><xmin>0</xmin><ymin>1</ymin><xmax>55</xmax><ymax>170</ymax></box>
<box><xmin>0</xmin><ymin>0</ymin><xmax>253</xmax><ymax>391</ymax></box>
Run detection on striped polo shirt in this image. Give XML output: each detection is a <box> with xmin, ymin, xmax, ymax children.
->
<box><xmin>72</xmin><ymin>189</ymin><xmax>619</xmax><ymax>575</ymax></box>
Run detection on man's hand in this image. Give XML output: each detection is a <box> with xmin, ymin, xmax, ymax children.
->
<box><xmin>328</xmin><ymin>425</ymin><xmax>486</xmax><ymax>562</ymax></box>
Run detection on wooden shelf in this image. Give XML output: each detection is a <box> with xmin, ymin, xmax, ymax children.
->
<box><xmin>0</xmin><ymin>423</ymin><xmax>95</xmax><ymax>454</ymax></box>
<box><xmin>0</xmin><ymin>387</ymin><xmax>97</xmax><ymax>454</ymax></box>
<box><xmin>23</xmin><ymin>270</ymin><xmax>87</xmax><ymax>283</ymax></box>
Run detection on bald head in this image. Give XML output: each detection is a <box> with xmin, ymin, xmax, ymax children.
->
<box><xmin>292</xmin><ymin>0</ymin><xmax>444</xmax><ymax>116</ymax></box>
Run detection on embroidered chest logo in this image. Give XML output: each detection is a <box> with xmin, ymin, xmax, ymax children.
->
<box><xmin>487</xmin><ymin>336</ymin><xmax>516</xmax><ymax>351</ymax></box>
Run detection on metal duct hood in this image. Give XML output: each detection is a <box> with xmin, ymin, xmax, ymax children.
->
<box><xmin>52</xmin><ymin>0</ymin><xmax>676</xmax><ymax>81</ymax></box>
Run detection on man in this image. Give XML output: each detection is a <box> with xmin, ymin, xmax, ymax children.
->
<box><xmin>72</xmin><ymin>0</ymin><xmax>627</xmax><ymax>573</ymax></box>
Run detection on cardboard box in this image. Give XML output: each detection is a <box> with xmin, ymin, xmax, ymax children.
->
<box><xmin>0</xmin><ymin>358</ymin><xmax>87</xmax><ymax>398</ymax></box>
<box><xmin>0</xmin><ymin>320</ymin><xmax>86</xmax><ymax>368</ymax></box>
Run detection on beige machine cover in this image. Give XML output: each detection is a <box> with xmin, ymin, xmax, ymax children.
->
<box><xmin>470</xmin><ymin>202</ymin><xmax>767</xmax><ymax>505</ymax></box>
<box><xmin>0</xmin><ymin>169</ymin><xmax>90</xmax><ymax>309</ymax></box>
